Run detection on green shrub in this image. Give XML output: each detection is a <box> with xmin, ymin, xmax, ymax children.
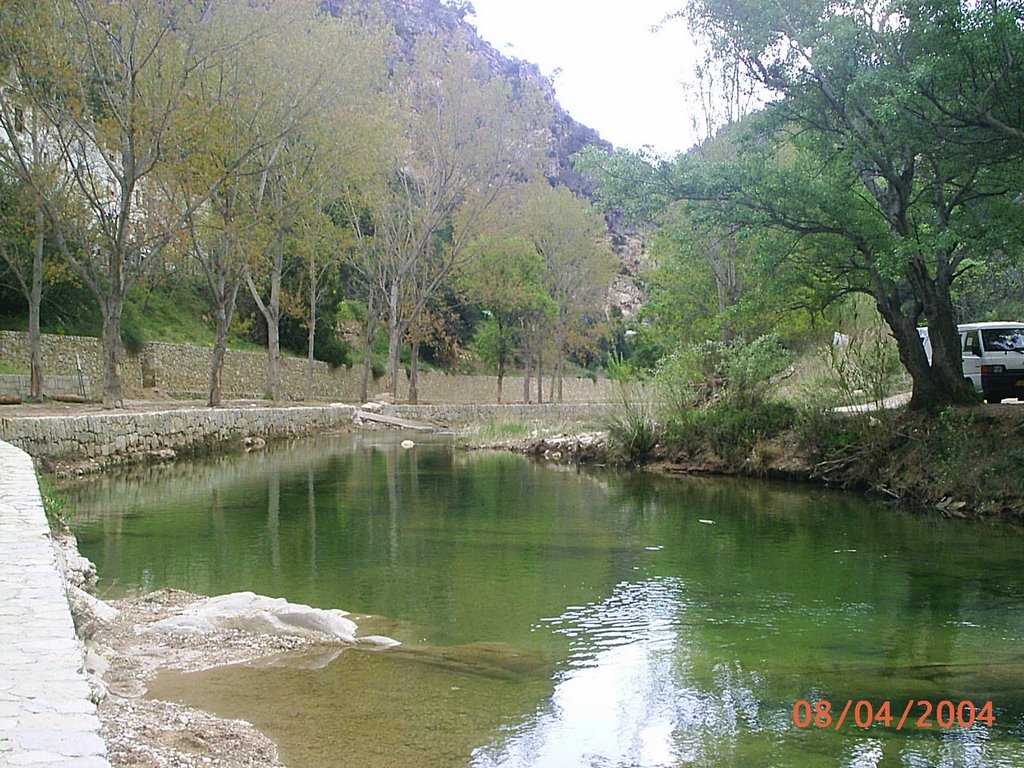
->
<box><xmin>314</xmin><ymin>330</ymin><xmax>351</xmax><ymax>369</ymax></box>
<box><xmin>721</xmin><ymin>334</ymin><xmax>792</xmax><ymax>408</ymax></box>
<box><xmin>39</xmin><ymin>476</ymin><xmax>73</xmax><ymax>532</ymax></box>
<box><xmin>654</xmin><ymin>333</ymin><xmax>792</xmax><ymax>412</ymax></box>
<box><xmin>794</xmin><ymin>408</ymin><xmax>855</xmax><ymax>459</ymax></box>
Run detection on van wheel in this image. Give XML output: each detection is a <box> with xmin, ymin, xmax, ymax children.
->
<box><xmin>986</xmin><ymin>394</ymin><xmax>1002</xmax><ymax>404</ymax></box>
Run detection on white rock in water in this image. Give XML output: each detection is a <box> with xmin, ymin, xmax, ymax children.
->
<box><xmin>361</xmin><ymin>401</ymin><xmax>385</xmax><ymax>413</ymax></box>
<box><xmin>142</xmin><ymin>592</ymin><xmax>359</xmax><ymax>642</ymax></box>
<box><xmin>357</xmin><ymin>635</ymin><xmax>403</xmax><ymax>649</ymax></box>
<box><xmin>400</xmin><ymin>439</ymin><xmax>416</xmax><ymax>449</ymax></box>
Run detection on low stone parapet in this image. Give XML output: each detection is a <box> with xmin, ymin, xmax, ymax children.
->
<box><xmin>384</xmin><ymin>402</ymin><xmax>611</xmax><ymax>426</ymax></box>
<box><xmin>0</xmin><ymin>404</ymin><xmax>357</xmax><ymax>470</ymax></box>
<box><xmin>0</xmin><ymin>440</ymin><xmax>112</xmax><ymax>768</ymax></box>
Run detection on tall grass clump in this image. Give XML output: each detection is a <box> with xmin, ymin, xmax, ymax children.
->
<box><xmin>788</xmin><ymin>301</ymin><xmax>907</xmax><ymax>410</ymax></box>
<box><xmin>605</xmin><ymin>384</ymin><xmax>660</xmax><ymax>463</ymax></box>
<box><xmin>823</xmin><ymin>326</ymin><xmax>905</xmax><ymax>409</ymax></box>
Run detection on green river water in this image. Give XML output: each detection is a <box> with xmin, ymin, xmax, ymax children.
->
<box><xmin>68</xmin><ymin>432</ymin><xmax>1024</xmax><ymax>767</ymax></box>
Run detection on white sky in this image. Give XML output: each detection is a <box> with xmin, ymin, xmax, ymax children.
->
<box><xmin>466</xmin><ymin>0</ymin><xmax>705</xmax><ymax>157</ymax></box>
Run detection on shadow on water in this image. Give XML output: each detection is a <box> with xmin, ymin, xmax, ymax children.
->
<box><xmin>69</xmin><ymin>434</ymin><xmax>1024</xmax><ymax>768</ymax></box>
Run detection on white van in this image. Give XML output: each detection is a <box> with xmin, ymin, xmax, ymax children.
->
<box><xmin>922</xmin><ymin>322</ymin><xmax>1024</xmax><ymax>403</ymax></box>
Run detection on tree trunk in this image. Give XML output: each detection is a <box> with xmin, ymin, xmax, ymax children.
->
<box><xmin>523</xmin><ymin>351</ymin><xmax>532</xmax><ymax>404</ymax></box>
<box><xmin>360</xmin><ymin>294</ymin><xmax>378</xmax><ymax>403</ymax></box>
<box><xmin>267</xmin><ymin>312</ymin><xmax>281</xmax><ymax>400</ymax></box>
<box><xmin>100</xmin><ymin>295</ymin><xmax>125</xmax><ymax>409</ymax></box>
<box><xmin>386</xmin><ymin>284</ymin><xmax>402</xmax><ymax>400</ymax></box>
<box><xmin>922</xmin><ymin>278</ymin><xmax>976</xmax><ymax>407</ymax></box>
<box><xmin>208</xmin><ymin>331</ymin><xmax>227</xmax><ymax>408</ymax></box>
<box><xmin>245</xmin><ymin>265</ymin><xmax>282</xmax><ymax>401</ymax></box>
<box><xmin>386</xmin><ymin>332</ymin><xmax>402</xmax><ymax>401</ymax></box>
<box><xmin>306</xmin><ymin>276</ymin><xmax>317</xmax><ymax>402</ymax></box>
<box><xmin>496</xmin><ymin>350</ymin><xmax>505</xmax><ymax>404</ymax></box>
<box><xmin>207</xmin><ymin>277</ymin><xmax>239</xmax><ymax>408</ymax></box>
<box><xmin>553</xmin><ymin>321</ymin><xmax>567</xmax><ymax>403</ymax></box>
<box><xmin>28</xmin><ymin>205</ymin><xmax>44</xmax><ymax>402</ymax></box>
<box><xmin>361</xmin><ymin>328</ymin><xmax>375</xmax><ymax>404</ymax></box>
<box><xmin>536</xmin><ymin>348</ymin><xmax>543</xmax><ymax>404</ymax></box>
<box><xmin>408</xmin><ymin>340</ymin><xmax>420</xmax><ymax>405</ymax></box>
<box><xmin>875</xmin><ymin>291</ymin><xmax>974</xmax><ymax>411</ymax></box>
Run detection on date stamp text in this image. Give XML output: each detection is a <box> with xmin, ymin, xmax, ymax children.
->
<box><xmin>792</xmin><ymin>699</ymin><xmax>996</xmax><ymax>731</ymax></box>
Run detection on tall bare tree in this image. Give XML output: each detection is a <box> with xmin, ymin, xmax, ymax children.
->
<box><xmin>377</xmin><ymin>31</ymin><xmax>550</xmax><ymax>401</ymax></box>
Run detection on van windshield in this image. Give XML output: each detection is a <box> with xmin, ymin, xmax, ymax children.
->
<box><xmin>982</xmin><ymin>328</ymin><xmax>1024</xmax><ymax>352</ymax></box>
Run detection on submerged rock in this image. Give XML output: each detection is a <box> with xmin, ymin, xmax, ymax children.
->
<box><xmin>140</xmin><ymin>591</ymin><xmax>391</xmax><ymax>644</ymax></box>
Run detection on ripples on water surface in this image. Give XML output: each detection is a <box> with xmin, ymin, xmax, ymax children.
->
<box><xmin>68</xmin><ymin>433</ymin><xmax>1024</xmax><ymax>767</ymax></box>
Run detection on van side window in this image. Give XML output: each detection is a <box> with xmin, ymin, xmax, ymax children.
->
<box><xmin>964</xmin><ymin>331</ymin><xmax>981</xmax><ymax>356</ymax></box>
<box><xmin>982</xmin><ymin>329</ymin><xmax>1024</xmax><ymax>351</ymax></box>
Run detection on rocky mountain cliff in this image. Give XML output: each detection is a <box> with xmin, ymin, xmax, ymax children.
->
<box><xmin>322</xmin><ymin>0</ymin><xmax>613</xmax><ymax>194</ymax></box>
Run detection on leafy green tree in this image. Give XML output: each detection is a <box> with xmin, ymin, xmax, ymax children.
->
<box><xmin>0</xmin><ymin>1</ymin><xmax>74</xmax><ymax>401</ymax></box>
<box><xmin>521</xmin><ymin>182</ymin><xmax>616</xmax><ymax>402</ymax></box>
<box><xmin>586</xmin><ymin>0</ymin><xmax>1024</xmax><ymax>410</ymax></box>
<box><xmin>908</xmin><ymin>0</ymin><xmax>1024</xmax><ymax>146</ymax></box>
<box><xmin>459</xmin><ymin>234</ymin><xmax>553</xmax><ymax>402</ymax></box>
<box><xmin>0</xmin><ymin>1</ymin><xmax>214</xmax><ymax>406</ymax></box>
<box><xmin>0</xmin><ymin>176</ymin><xmax>52</xmax><ymax>400</ymax></box>
<box><xmin>170</xmin><ymin>3</ymin><xmax>300</xmax><ymax>407</ymax></box>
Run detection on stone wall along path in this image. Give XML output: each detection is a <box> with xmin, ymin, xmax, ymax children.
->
<box><xmin>0</xmin><ymin>440</ymin><xmax>111</xmax><ymax>768</ymax></box>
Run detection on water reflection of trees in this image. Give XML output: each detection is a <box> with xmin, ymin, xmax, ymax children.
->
<box><xmin>68</xmin><ymin>436</ymin><xmax>1024</xmax><ymax>764</ymax></box>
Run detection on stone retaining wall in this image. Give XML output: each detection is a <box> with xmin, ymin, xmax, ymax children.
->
<box><xmin>0</xmin><ymin>374</ymin><xmax>91</xmax><ymax>400</ymax></box>
<box><xmin>0</xmin><ymin>405</ymin><xmax>356</xmax><ymax>466</ymax></box>
<box><xmin>0</xmin><ymin>330</ymin><xmax>622</xmax><ymax>404</ymax></box>
<box><xmin>385</xmin><ymin>403</ymin><xmax>612</xmax><ymax>426</ymax></box>
<box><xmin>0</xmin><ymin>440</ymin><xmax>112</xmax><ymax>768</ymax></box>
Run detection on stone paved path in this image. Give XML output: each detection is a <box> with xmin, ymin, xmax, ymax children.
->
<box><xmin>0</xmin><ymin>440</ymin><xmax>110</xmax><ymax>768</ymax></box>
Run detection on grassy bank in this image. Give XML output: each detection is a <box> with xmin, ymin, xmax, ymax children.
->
<box><xmin>602</xmin><ymin>399</ymin><xmax>1024</xmax><ymax>521</ymax></box>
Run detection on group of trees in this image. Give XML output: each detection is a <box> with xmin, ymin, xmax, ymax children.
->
<box><xmin>459</xmin><ymin>181</ymin><xmax>616</xmax><ymax>402</ymax></box>
<box><xmin>0</xmin><ymin>0</ymin><xmax>616</xmax><ymax>408</ymax></box>
<box><xmin>581</xmin><ymin>0</ymin><xmax>1024</xmax><ymax>410</ymax></box>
